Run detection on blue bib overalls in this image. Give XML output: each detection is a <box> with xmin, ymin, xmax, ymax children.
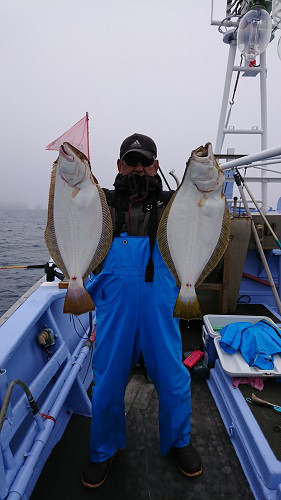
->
<box><xmin>87</xmin><ymin>235</ymin><xmax>191</xmax><ymax>462</ymax></box>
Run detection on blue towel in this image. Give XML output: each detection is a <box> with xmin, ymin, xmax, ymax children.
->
<box><xmin>220</xmin><ymin>319</ymin><xmax>281</xmax><ymax>370</ymax></box>
<box><xmin>219</xmin><ymin>322</ymin><xmax>252</xmax><ymax>354</ymax></box>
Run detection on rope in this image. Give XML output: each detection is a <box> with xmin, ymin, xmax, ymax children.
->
<box><xmin>225</xmin><ymin>55</ymin><xmax>243</xmax><ymax>129</ymax></box>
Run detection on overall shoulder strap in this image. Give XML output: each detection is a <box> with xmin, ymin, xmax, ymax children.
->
<box><xmin>145</xmin><ymin>194</ymin><xmax>158</xmax><ymax>282</ymax></box>
<box><xmin>159</xmin><ymin>190</ymin><xmax>175</xmax><ymax>207</ymax></box>
<box><xmin>114</xmin><ymin>191</ymin><xmax>127</xmax><ymax>237</ymax></box>
<box><xmin>103</xmin><ymin>188</ymin><xmax>115</xmax><ymax>207</ymax></box>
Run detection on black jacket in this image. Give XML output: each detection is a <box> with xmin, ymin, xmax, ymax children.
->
<box><xmin>103</xmin><ymin>173</ymin><xmax>174</xmax><ymax>237</ymax></box>
<box><xmin>93</xmin><ymin>173</ymin><xmax>174</xmax><ymax>279</ymax></box>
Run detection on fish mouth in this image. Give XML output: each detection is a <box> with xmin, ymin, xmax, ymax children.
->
<box><xmin>60</xmin><ymin>144</ymin><xmax>74</xmax><ymax>162</ymax></box>
<box><xmin>192</xmin><ymin>143</ymin><xmax>213</xmax><ymax>162</ymax></box>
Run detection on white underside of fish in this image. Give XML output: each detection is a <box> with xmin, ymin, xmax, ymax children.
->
<box><xmin>54</xmin><ymin>175</ymin><xmax>102</xmax><ymax>281</ymax></box>
<box><xmin>167</xmin><ymin>181</ymin><xmax>225</xmax><ymax>297</ymax></box>
<box><xmin>45</xmin><ymin>159</ymin><xmax>112</xmax><ymax>315</ymax></box>
<box><xmin>157</xmin><ymin>144</ymin><xmax>230</xmax><ymax>320</ymax></box>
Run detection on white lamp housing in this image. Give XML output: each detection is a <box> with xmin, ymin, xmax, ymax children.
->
<box><xmin>277</xmin><ymin>35</ymin><xmax>281</xmax><ymax>58</ymax></box>
<box><xmin>237</xmin><ymin>7</ymin><xmax>272</xmax><ymax>61</ymax></box>
<box><xmin>272</xmin><ymin>0</ymin><xmax>281</xmax><ymax>27</ymax></box>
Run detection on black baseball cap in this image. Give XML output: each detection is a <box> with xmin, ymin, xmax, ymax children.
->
<box><xmin>120</xmin><ymin>133</ymin><xmax>157</xmax><ymax>160</ymax></box>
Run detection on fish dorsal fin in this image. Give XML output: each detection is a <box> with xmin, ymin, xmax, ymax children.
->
<box><xmin>157</xmin><ymin>192</ymin><xmax>180</xmax><ymax>286</ymax></box>
<box><xmin>45</xmin><ymin>161</ymin><xmax>69</xmax><ymax>278</ymax></box>
<box><xmin>82</xmin><ymin>182</ymin><xmax>113</xmax><ymax>279</ymax></box>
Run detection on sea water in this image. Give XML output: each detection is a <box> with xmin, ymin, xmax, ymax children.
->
<box><xmin>0</xmin><ymin>209</ymin><xmax>49</xmax><ymax>317</ymax></box>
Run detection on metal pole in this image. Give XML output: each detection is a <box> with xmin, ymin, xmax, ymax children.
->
<box><xmin>233</xmin><ymin>171</ymin><xmax>281</xmax><ymax>314</ymax></box>
<box><xmin>228</xmin><ymin>158</ymin><xmax>281</xmax><ymax>168</ymax></box>
<box><xmin>86</xmin><ymin>112</ymin><xmax>90</xmax><ymax>160</ymax></box>
<box><xmin>278</xmin><ymin>253</ymin><xmax>281</xmax><ymax>298</ymax></box>
<box><xmin>210</xmin><ymin>0</ymin><xmax>214</xmax><ymax>24</ymax></box>
<box><xmin>223</xmin><ymin>128</ymin><xmax>262</xmax><ymax>134</ymax></box>
<box><xmin>220</xmin><ymin>144</ymin><xmax>281</xmax><ymax>170</ymax></box>
<box><xmin>260</xmin><ymin>51</ymin><xmax>268</xmax><ymax>213</ymax></box>
<box><xmin>215</xmin><ymin>42</ymin><xmax>237</xmax><ymax>154</ymax></box>
<box><xmin>222</xmin><ymin>176</ymin><xmax>281</xmax><ymax>182</ymax></box>
<box><xmin>236</xmin><ymin>170</ymin><xmax>281</xmax><ymax>249</ymax></box>
<box><xmin>224</xmin><ymin>147</ymin><xmax>235</xmax><ymax>201</ymax></box>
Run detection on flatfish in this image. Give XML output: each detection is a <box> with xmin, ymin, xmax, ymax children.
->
<box><xmin>45</xmin><ymin>142</ymin><xmax>112</xmax><ymax>315</ymax></box>
<box><xmin>157</xmin><ymin>142</ymin><xmax>230</xmax><ymax>320</ymax></box>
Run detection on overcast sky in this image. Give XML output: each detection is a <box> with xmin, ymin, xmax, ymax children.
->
<box><xmin>1</xmin><ymin>0</ymin><xmax>281</xmax><ymax>209</ymax></box>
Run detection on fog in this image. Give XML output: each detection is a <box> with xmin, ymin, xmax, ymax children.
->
<box><xmin>1</xmin><ymin>0</ymin><xmax>281</xmax><ymax>209</ymax></box>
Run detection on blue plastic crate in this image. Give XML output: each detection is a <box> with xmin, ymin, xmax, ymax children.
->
<box><xmin>202</xmin><ymin>325</ymin><xmax>218</xmax><ymax>365</ymax></box>
<box><xmin>208</xmin><ymin>360</ymin><xmax>281</xmax><ymax>499</ymax></box>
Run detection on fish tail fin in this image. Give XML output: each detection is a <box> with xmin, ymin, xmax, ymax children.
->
<box><xmin>173</xmin><ymin>286</ymin><xmax>202</xmax><ymax>320</ymax></box>
<box><xmin>63</xmin><ymin>278</ymin><xmax>94</xmax><ymax>315</ymax></box>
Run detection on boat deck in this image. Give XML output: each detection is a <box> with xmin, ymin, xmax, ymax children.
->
<box><xmin>31</xmin><ymin>373</ymin><xmax>254</xmax><ymax>499</ymax></box>
<box><xmin>32</xmin><ymin>307</ymin><xmax>280</xmax><ymax>499</ymax></box>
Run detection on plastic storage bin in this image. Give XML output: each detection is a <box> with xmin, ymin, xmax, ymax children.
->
<box><xmin>203</xmin><ymin>314</ymin><xmax>281</xmax><ymax>376</ymax></box>
<box><xmin>204</xmin><ymin>314</ymin><xmax>271</xmax><ymax>337</ymax></box>
<box><xmin>202</xmin><ymin>324</ymin><xmax>218</xmax><ymax>365</ymax></box>
<box><xmin>202</xmin><ymin>314</ymin><xmax>269</xmax><ymax>366</ymax></box>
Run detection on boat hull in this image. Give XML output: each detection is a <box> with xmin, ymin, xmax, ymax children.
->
<box><xmin>0</xmin><ymin>280</ymin><xmax>93</xmax><ymax>499</ymax></box>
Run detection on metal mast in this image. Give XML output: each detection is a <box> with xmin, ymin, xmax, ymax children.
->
<box><xmin>212</xmin><ymin>3</ymin><xmax>269</xmax><ymax>212</ymax></box>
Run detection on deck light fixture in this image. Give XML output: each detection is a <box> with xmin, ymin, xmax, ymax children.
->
<box><xmin>237</xmin><ymin>0</ymin><xmax>272</xmax><ymax>61</ymax></box>
<box><xmin>272</xmin><ymin>0</ymin><xmax>281</xmax><ymax>26</ymax></box>
<box><xmin>273</xmin><ymin>0</ymin><xmax>281</xmax><ymax>58</ymax></box>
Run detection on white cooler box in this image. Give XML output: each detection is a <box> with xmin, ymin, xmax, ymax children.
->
<box><xmin>203</xmin><ymin>314</ymin><xmax>281</xmax><ymax>377</ymax></box>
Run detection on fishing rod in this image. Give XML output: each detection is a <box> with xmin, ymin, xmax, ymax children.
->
<box><xmin>158</xmin><ymin>166</ymin><xmax>171</xmax><ymax>190</ymax></box>
<box><xmin>234</xmin><ymin>169</ymin><xmax>281</xmax><ymax>250</ymax></box>
<box><xmin>159</xmin><ymin>166</ymin><xmax>181</xmax><ymax>190</ymax></box>
<box><xmin>233</xmin><ymin>170</ymin><xmax>281</xmax><ymax>315</ymax></box>
<box><xmin>251</xmin><ymin>165</ymin><xmax>281</xmax><ymax>175</ymax></box>
<box><xmin>0</xmin><ymin>263</ymin><xmax>64</xmax><ymax>281</ymax></box>
<box><xmin>0</xmin><ymin>264</ymin><xmax>46</xmax><ymax>270</ymax></box>
<box><xmin>169</xmin><ymin>169</ymin><xmax>180</xmax><ymax>188</ymax></box>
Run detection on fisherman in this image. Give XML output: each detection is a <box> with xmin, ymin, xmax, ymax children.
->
<box><xmin>82</xmin><ymin>133</ymin><xmax>202</xmax><ymax>488</ymax></box>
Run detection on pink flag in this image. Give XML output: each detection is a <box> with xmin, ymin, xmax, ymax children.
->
<box><xmin>46</xmin><ymin>113</ymin><xmax>90</xmax><ymax>159</ymax></box>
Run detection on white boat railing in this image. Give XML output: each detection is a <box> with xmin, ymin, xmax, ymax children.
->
<box><xmin>223</xmin><ymin>176</ymin><xmax>281</xmax><ymax>182</ymax></box>
<box><xmin>220</xmin><ymin>145</ymin><xmax>281</xmax><ymax>171</ymax></box>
